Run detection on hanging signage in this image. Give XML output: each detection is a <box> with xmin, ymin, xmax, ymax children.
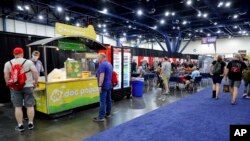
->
<box><xmin>113</xmin><ymin>48</ymin><xmax>122</xmax><ymax>90</ymax></box>
<box><xmin>123</xmin><ymin>49</ymin><xmax>131</xmax><ymax>88</ymax></box>
<box><xmin>55</xmin><ymin>23</ymin><xmax>97</xmax><ymax>40</ymax></box>
<box><xmin>201</xmin><ymin>36</ymin><xmax>217</xmax><ymax>44</ymax></box>
<box><xmin>58</xmin><ymin>39</ymin><xmax>87</xmax><ymax>51</ymax></box>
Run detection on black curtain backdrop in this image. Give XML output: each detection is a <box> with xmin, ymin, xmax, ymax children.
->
<box><xmin>127</xmin><ymin>47</ymin><xmax>198</xmax><ymax>59</ymax></box>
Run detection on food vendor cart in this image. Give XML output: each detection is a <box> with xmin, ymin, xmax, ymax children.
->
<box><xmin>27</xmin><ymin>36</ymin><xmax>105</xmax><ymax>115</ymax></box>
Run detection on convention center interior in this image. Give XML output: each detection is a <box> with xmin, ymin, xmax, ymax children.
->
<box><xmin>0</xmin><ymin>0</ymin><xmax>250</xmax><ymax>141</ymax></box>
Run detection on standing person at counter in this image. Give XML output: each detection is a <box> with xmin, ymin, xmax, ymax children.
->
<box><xmin>4</xmin><ymin>47</ymin><xmax>38</xmax><ymax>131</ymax></box>
<box><xmin>94</xmin><ymin>53</ymin><xmax>113</xmax><ymax>122</ymax></box>
<box><xmin>31</xmin><ymin>50</ymin><xmax>44</xmax><ymax>76</ymax></box>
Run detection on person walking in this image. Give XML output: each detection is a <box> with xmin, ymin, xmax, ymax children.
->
<box><xmin>210</xmin><ymin>55</ymin><xmax>226</xmax><ymax>99</ymax></box>
<box><xmin>94</xmin><ymin>53</ymin><xmax>113</xmax><ymax>122</ymax></box>
<box><xmin>224</xmin><ymin>54</ymin><xmax>247</xmax><ymax>105</ymax></box>
<box><xmin>160</xmin><ymin>57</ymin><xmax>172</xmax><ymax>94</ymax></box>
<box><xmin>4</xmin><ymin>47</ymin><xmax>38</xmax><ymax>131</ymax></box>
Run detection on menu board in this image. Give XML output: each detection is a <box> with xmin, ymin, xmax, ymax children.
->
<box><xmin>123</xmin><ymin>49</ymin><xmax>131</xmax><ymax>88</ymax></box>
<box><xmin>65</xmin><ymin>60</ymin><xmax>82</xmax><ymax>78</ymax></box>
<box><xmin>113</xmin><ymin>48</ymin><xmax>122</xmax><ymax>90</ymax></box>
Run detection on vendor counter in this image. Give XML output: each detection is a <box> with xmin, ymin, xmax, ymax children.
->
<box><xmin>34</xmin><ymin>77</ymin><xmax>99</xmax><ymax>114</ymax></box>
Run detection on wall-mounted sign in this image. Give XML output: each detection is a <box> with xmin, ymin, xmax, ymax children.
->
<box><xmin>201</xmin><ymin>36</ymin><xmax>217</xmax><ymax>44</ymax></box>
<box><xmin>55</xmin><ymin>23</ymin><xmax>97</xmax><ymax>40</ymax></box>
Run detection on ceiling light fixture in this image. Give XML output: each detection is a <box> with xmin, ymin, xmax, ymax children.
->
<box><xmin>153</xmin><ymin>25</ymin><xmax>157</xmax><ymax>29</ymax></box>
<box><xmin>137</xmin><ymin>9</ymin><xmax>143</xmax><ymax>16</ymax></box>
<box><xmin>128</xmin><ymin>25</ymin><xmax>132</xmax><ymax>28</ymax></box>
<box><xmin>214</xmin><ymin>22</ymin><xmax>218</xmax><ymax>25</ymax></box>
<box><xmin>123</xmin><ymin>33</ymin><xmax>126</xmax><ymax>36</ymax></box>
<box><xmin>182</xmin><ymin>20</ymin><xmax>187</xmax><ymax>25</ymax></box>
<box><xmin>200</xmin><ymin>29</ymin><xmax>203</xmax><ymax>32</ymax></box>
<box><xmin>17</xmin><ymin>5</ymin><xmax>24</xmax><ymax>11</ymax></box>
<box><xmin>186</xmin><ymin>0</ymin><xmax>192</xmax><ymax>6</ymax></box>
<box><xmin>233</xmin><ymin>14</ymin><xmax>238</xmax><ymax>19</ymax></box>
<box><xmin>173</xmin><ymin>26</ymin><xmax>176</xmax><ymax>29</ymax></box>
<box><xmin>217</xmin><ymin>2</ymin><xmax>224</xmax><ymax>7</ymax></box>
<box><xmin>177</xmin><ymin>26</ymin><xmax>180</xmax><ymax>30</ymax></box>
<box><xmin>188</xmin><ymin>33</ymin><xmax>192</xmax><ymax>36</ymax></box>
<box><xmin>171</xmin><ymin>12</ymin><xmax>175</xmax><ymax>16</ymax></box>
<box><xmin>98</xmin><ymin>24</ymin><xmax>101</xmax><ymax>28</ymax></box>
<box><xmin>160</xmin><ymin>19</ymin><xmax>165</xmax><ymax>24</ymax></box>
<box><xmin>102</xmin><ymin>24</ymin><xmax>106</xmax><ymax>28</ymax></box>
<box><xmin>225</xmin><ymin>2</ymin><xmax>231</xmax><ymax>7</ymax></box>
<box><xmin>76</xmin><ymin>23</ymin><xmax>80</xmax><ymax>27</ymax></box>
<box><xmin>57</xmin><ymin>6</ymin><xmax>63</xmax><ymax>12</ymax></box>
<box><xmin>103</xmin><ymin>29</ymin><xmax>107</xmax><ymax>32</ymax></box>
<box><xmin>165</xmin><ymin>11</ymin><xmax>170</xmax><ymax>16</ymax></box>
<box><xmin>197</xmin><ymin>12</ymin><xmax>202</xmax><ymax>17</ymax></box>
<box><xmin>233</xmin><ymin>25</ymin><xmax>238</xmax><ymax>29</ymax></box>
<box><xmin>203</xmin><ymin>13</ymin><xmax>208</xmax><ymax>18</ymax></box>
<box><xmin>38</xmin><ymin>15</ymin><xmax>43</xmax><ymax>20</ymax></box>
<box><xmin>207</xmin><ymin>33</ymin><xmax>211</xmax><ymax>37</ymax></box>
<box><xmin>24</xmin><ymin>5</ymin><xmax>30</xmax><ymax>10</ymax></box>
<box><xmin>102</xmin><ymin>8</ymin><xmax>108</xmax><ymax>14</ymax></box>
<box><xmin>217</xmin><ymin>30</ymin><xmax>221</xmax><ymax>34</ymax></box>
<box><xmin>65</xmin><ymin>16</ymin><xmax>70</xmax><ymax>21</ymax></box>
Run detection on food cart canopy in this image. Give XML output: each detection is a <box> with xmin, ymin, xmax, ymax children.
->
<box><xmin>27</xmin><ymin>36</ymin><xmax>106</xmax><ymax>50</ymax></box>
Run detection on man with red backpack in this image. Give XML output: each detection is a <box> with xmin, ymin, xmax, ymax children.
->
<box><xmin>4</xmin><ymin>47</ymin><xmax>38</xmax><ymax>132</ymax></box>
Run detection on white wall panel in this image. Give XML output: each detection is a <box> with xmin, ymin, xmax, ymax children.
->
<box><xmin>45</xmin><ymin>26</ymin><xmax>55</xmax><ymax>37</ymax></box>
<box><xmin>6</xmin><ymin>19</ymin><xmax>15</xmax><ymax>32</ymax></box>
<box><xmin>15</xmin><ymin>20</ymin><xmax>26</xmax><ymax>34</ymax></box>
<box><xmin>36</xmin><ymin>25</ymin><xmax>46</xmax><ymax>36</ymax></box>
<box><xmin>26</xmin><ymin>23</ymin><xmax>36</xmax><ymax>35</ymax></box>
<box><xmin>103</xmin><ymin>36</ymin><xmax>117</xmax><ymax>46</ymax></box>
<box><xmin>0</xmin><ymin>18</ymin><xmax>3</xmax><ymax>31</ymax></box>
<box><xmin>180</xmin><ymin>37</ymin><xmax>250</xmax><ymax>55</ymax></box>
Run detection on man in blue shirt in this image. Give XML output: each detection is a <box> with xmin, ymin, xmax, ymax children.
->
<box><xmin>31</xmin><ymin>51</ymin><xmax>44</xmax><ymax>76</ymax></box>
<box><xmin>94</xmin><ymin>53</ymin><xmax>113</xmax><ymax>122</ymax></box>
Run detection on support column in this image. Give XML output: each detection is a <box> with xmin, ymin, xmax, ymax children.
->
<box><xmin>175</xmin><ymin>32</ymin><xmax>182</xmax><ymax>53</ymax></box>
<box><xmin>180</xmin><ymin>35</ymin><xmax>194</xmax><ymax>53</ymax></box>
<box><xmin>117</xmin><ymin>38</ymin><xmax>122</xmax><ymax>47</ymax></box>
<box><xmin>2</xmin><ymin>15</ymin><xmax>7</xmax><ymax>32</ymax></box>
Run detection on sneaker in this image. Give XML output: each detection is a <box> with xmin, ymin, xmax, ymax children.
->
<box><xmin>105</xmin><ymin>114</ymin><xmax>112</xmax><ymax>118</ymax></box>
<box><xmin>93</xmin><ymin>117</ymin><xmax>105</xmax><ymax>122</ymax></box>
<box><xmin>15</xmin><ymin>125</ymin><xmax>25</xmax><ymax>132</ymax></box>
<box><xmin>28</xmin><ymin>123</ymin><xmax>34</xmax><ymax>130</ymax></box>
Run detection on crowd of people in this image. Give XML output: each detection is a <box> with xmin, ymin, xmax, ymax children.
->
<box><xmin>131</xmin><ymin>54</ymin><xmax>250</xmax><ymax>105</ymax></box>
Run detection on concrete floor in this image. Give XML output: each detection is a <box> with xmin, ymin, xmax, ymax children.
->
<box><xmin>0</xmin><ymin>83</ymin><xmax>207</xmax><ymax>141</ymax></box>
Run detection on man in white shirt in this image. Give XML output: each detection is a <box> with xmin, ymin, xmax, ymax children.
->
<box><xmin>4</xmin><ymin>47</ymin><xmax>38</xmax><ymax>132</ymax></box>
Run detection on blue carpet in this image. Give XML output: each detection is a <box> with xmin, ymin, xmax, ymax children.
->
<box><xmin>85</xmin><ymin>85</ymin><xmax>250</xmax><ymax>141</ymax></box>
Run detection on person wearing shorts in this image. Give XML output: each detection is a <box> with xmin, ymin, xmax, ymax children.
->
<box><xmin>160</xmin><ymin>57</ymin><xmax>171</xmax><ymax>94</ymax></box>
<box><xmin>4</xmin><ymin>47</ymin><xmax>38</xmax><ymax>132</ymax></box>
<box><xmin>210</xmin><ymin>55</ymin><xmax>226</xmax><ymax>99</ymax></box>
<box><xmin>225</xmin><ymin>54</ymin><xmax>247</xmax><ymax>105</ymax></box>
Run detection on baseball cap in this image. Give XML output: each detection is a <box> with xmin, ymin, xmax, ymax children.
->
<box><xmin>13</xmin><ymin>47</ymin><xmax>24</xmax><ymax>55</ymax></box>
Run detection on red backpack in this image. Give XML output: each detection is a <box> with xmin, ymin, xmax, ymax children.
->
<box><xmin>112</xmin><ymin>71</ymin><xmax>118</xmax><ymax>87</ymax></box>
<box><xmin>6</xmin><ymin>60</ymin><xmax>30</xmax><ymax>91</ymax></box>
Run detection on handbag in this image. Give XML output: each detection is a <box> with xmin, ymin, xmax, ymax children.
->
<box><xmin>223</xmin><ymin>84</ymin><xmax>230</xmax><ymax>93</ymax></box>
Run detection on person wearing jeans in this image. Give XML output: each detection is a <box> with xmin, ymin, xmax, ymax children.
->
<box><xmin>243</xmin><ymin>81</ymin><xmax>250</xmax><ymax>99</ymax></box>
<box><xmin>94</xmin><ymin>53</ymin><xmax>113</xmax><ymax>122</ymax></box>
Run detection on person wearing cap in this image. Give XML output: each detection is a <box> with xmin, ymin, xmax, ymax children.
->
<box><xmin>160</xmin><ymin>57</ymin><xmax>172</xmax><ymax>94</ymax></box>
<box><xmin>224</xmin><ymin>54</ymin><xmax>247</xmax><ymax>105</ymax></box>
<box><xmin>31</xmin><ymin>50</ymin><xmax>44</xmax><ymax>76</ymax></box>
<box><xmin>4</xmin><ymin>47</ymin><xmax>38</xmax><ymax>132</ymax></box>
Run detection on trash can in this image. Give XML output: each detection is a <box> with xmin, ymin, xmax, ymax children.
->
<box><xmin>131</xmin><ymin>78</ymin><xmax>144</xmax><ymax>97</ymax></box>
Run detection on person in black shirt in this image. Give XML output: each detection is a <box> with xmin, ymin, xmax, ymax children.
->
<box><xmin>131</xmin><ymin>60</ymin><xmax>137</xmax><ymax>73</ymax></box>
<box><xmin>225</xmin><ymin>54</ymin><xmax>247</xmax><ymax>105</ymax></box>
<box><xmin>210</xmin><ymin>55</ymin><xmax>226</xmax><ymax>99</ymax></box>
